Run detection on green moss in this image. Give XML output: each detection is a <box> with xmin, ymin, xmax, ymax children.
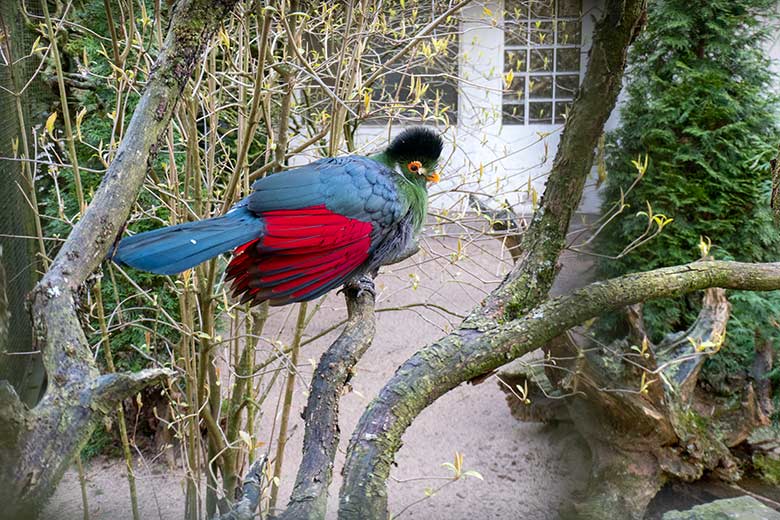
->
<box><xmin>663</xmin><ymin>496</ymin><xmax>780</xmax><ymax>519</ymax></box>
<box><xmin>504</xmin><ymin>289</ymin><xmax>530</xmax><ymax>321</ymax></box>
<box><xmin>674</xmin><ymin>407</ymin><xmax>709</xmax><ymax>437</ymax></box>
<box><xmin>753</xmin><ymin>453</ymin><xmax>780</xmax><ymax>485</ymax></box>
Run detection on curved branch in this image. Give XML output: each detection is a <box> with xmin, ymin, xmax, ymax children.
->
<box><xmin>338</xmin><ymin>261</ymin><xmax>780</xmax><ymax>518</ymax></box>
<box><xmin>338</xmin><ymin>2</ymin><xmax>649</xmax><ymax>516</ymax></box>
<box><xmin>658</xmin><ymin>287</ymin><xmax>730</xmax><ymax>399</ymax></box>
<box><xmin>275</xmin><ymin>288</ymin><xmax>376</xmax><ymax>520</ymax></box>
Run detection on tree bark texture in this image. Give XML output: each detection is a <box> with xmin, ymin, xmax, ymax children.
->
<box><xmin>216</xmin><ymin>456</ymin><xmax>268</xmax><ymax>520</ymax></box>
<box><xmin>275</xmin><ymin>288</ymin><xmax>376</xmax><ymax>520</ymax></box>
<box><xmin>481</xmin><ymin>0</ymin><xmax>647</xmax><ymax>321</ymax></box>
<box><xmin>544</xmin><ymin>289</ymin><xmax>742</xmax><ymax>519</ymax></box>
<box><xmin>338</xmin><ymin>1</ymin><xmax>648</xmax><ymax>517</ymax></box>
<box><xmin>0</xmin><ymin>1</ymin><xmax>239</xmax><ymax>517</ymax></box>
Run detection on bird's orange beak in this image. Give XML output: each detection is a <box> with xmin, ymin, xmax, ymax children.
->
<box><xmin>426</xmin><ymin>171</ymin><xmax>440</xmax><ymax>183</ymax></box>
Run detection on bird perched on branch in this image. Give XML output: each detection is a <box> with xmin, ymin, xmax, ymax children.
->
<box><xmin>113</xmin><ymin>127</ymin><xmax>443</xmax><ymax>306</ymax></box>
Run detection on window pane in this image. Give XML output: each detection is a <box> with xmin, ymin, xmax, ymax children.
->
<box><xmin>554</xmin><ymin>101</ymin><xmax>573</xmax><ymax>124</ymax></box>
<box><xmin>360</xmin><ymin>2</ymin><xmax>459</xmax><ymax>124</ymax></box>
<box><xmin>504</xmin><ymin>75</ymin><xmax>526</xmax><ymax>102</ymax></box>
<box><xmin>557</xmin><ymin>47</ymin><xmax>580</xmax><ymax>71</ymax></box>
<box><xmin>505</xmin><ymin>50</ymin><xmax>528</xmax><ymax>72</ymax></box>
<box><xmin>555</xmin><ymin>74</ymin><xmax>579</xmax><ymax>98</ymax></box>
<box><xmin>557</xmin><ymin>0</ymin><xmax>581</xmax><ymax>16</ymax></box>
<box><xmin>529</xmin><ymin>0</ymin><xmax>554</xmax><ymax>18</ymax></box>
<box><xmin>529</xmin><ymin>75</ymin><xmax>553</xmax><ymax>99</ymax></box>
<box><xmin>530</xmin><ymin>48</ymin><xmax>554</xmax><ymax>71</ymax></box>
<box><xmin>505</xmin><ymin>20</ymin><xmax>529</xmax><ymax>47</ymax></box>
<box><xmin>529</xmin><ymin>102</ymin><xmax>553</xmax><ymax>124</ymax></box>
<box><xmin>557</xmin><ymin>20</ymin><xmax>581</xmax><ymax>46</ymax></box>
<box><xmin>505</xmin><ymin>0</ymin><xmax>530</xmax><ymax>19</ymax></box>
<box><xmin>503</xmin><ymin>0</ymin><xmax>582</xmax><ymax>126</ymax></box>
<box><xmin>503</xmin><ymin>104</ymin><xmax>526</xmax><ymax>125</ymax></box>
<box><xmin>530</xmin><ymin>21</ymin><xmax>554</xmax><ymax>46</ymax></box>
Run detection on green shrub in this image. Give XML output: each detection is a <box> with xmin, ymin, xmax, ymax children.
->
<box><xmin>598</xmin><ymin>0</ymin><xmax>780</xmax><ymax>392</ymax></box>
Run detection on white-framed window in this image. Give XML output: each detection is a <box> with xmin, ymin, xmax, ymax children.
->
<box><xmin>502</xmin><ymin>0</ymin><xmax>583</xmax><ymax>125</ymax></box>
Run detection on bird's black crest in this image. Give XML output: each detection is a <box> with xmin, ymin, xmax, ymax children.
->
<box><xmin>386</xmin><ymin>127</ymin><xmax>443</xmax><ymax>164</ymax></box>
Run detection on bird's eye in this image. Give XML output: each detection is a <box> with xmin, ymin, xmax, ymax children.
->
<box><xmin>407</xmin><ymin>161</ymin><xmax>422</xmax><ymax>173</ymax></box>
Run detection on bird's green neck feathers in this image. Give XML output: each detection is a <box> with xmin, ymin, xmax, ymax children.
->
<box><xmin>371</xmin><ymin>151</ymin><xmax>428</xmax><ymax>232</ymax></box>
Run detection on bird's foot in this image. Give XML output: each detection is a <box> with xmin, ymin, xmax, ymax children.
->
<box><xmin>341</xmin><ymin>274</ymin><xmax>376</xmax><ymax>300</ymax></box>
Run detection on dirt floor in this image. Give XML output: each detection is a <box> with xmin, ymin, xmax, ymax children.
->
<box><xmin>46</xmin><ymin>232</ymin><xmax>593</xmax><ymax>520</ymax></box>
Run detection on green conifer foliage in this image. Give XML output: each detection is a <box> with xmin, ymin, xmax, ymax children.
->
<box><xmin>598</xmin><ymin>0</ymin><xmax>780</xmax><ymax>395</ymax></box>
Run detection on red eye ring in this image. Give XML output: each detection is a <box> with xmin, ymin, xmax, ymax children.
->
<box><xmin>407</xmin><ymin>160</ymin><xmax>422</xmax><ymax>173</ymax></box>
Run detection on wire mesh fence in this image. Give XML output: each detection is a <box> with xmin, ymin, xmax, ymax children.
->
<box><xmin>0</xmin><ymin>0</ymin><xmax>47</xmax><ymax>405</ymax></box>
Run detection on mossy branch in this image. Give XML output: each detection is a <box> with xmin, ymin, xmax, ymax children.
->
<box><xmin>338</xmin><ymin>261</ymin><xmax>780</xmax><ymax>518</ymax></box>
<box><xmin>481</xmin><ymin>0</ymin><xmax>648</xmax><ymax>320</ymax></box>
<box><xmin>337</xmin><ymin>1</ymin><xmax>649</xmax><ymax>517</ymax></box>
<box><xmin>90</xmin><ymin>369</ymin><xmax>175</xmax><ymax>414</ymax></box>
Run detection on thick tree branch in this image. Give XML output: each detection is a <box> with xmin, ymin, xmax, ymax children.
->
<box><xmin>91</xmin><ymin>368</ymin><xmax>175</xmax><ymax>414</ymax></box>
<box><xmin>0</xmin><ymin>1</ymin><xmax>239</xmax><ymax>517</ymax></box>
<box><xmin>338</xmin><ymin>261</ymin><xmax>780</xmax><ymax>518</ymax></box>
<box><xmin>0</xmin><ymin>381</ymin><xmax>25</xmax><ymax>450</ymax></box>
<box><xmin>657</xmin><ymin>288</ymin><xmax>730</xmax><ymax>398</ymax></box>
<box><xmin>275</xmin><ymin>288</ymin><xmax>376</xmax><ymax>520</ymax></box>
<box><xmin>216</xmin><ymin>456</ymin><xmax>268</xmax><ymax>520</ymax></box>
<box><xmin>480</xmin><ymin>0</ymin><xmax>647</xmax><ymax>320</ymax></box>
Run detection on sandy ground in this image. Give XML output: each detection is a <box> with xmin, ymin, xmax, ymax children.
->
<box><xmin>46</xmin><ymin>232</ymin><xmax>593</xmax><ymax>520</ymax></box>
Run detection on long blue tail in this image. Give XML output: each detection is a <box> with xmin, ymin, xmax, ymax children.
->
<box><xmin>113</xmin><ymin>207</ymin><xmax>264</xmax><ymax>275</ymax></box>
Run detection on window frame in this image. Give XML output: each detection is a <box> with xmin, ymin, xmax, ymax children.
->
<box><xmin>502</xmin><ymin>0</ymin><xmax>585</xmax><ymax>126</ymax></box>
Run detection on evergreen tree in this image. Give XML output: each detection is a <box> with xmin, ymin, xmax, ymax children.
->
<box><xmin>598</xmin><ymin>0</ymin><xmax>780</xmax><ymax>393</ymax></box>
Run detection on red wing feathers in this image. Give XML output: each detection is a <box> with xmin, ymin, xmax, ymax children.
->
<box><xmin>226</xmin><ymin>205</ymin><xmax>372</xmax><ymax>306</ymax></box>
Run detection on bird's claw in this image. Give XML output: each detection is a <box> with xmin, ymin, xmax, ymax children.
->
<box><xmin>340</xmin><ymin>274</ymin><xmax>376</xmax><ymax>300</ymax></box>
<box><xmin>355</xmin><ymin>276</ymin><xmax>376</xmax><ymax>299</ymax></box>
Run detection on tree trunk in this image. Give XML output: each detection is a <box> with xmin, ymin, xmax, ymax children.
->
<box><xmin>337</xmin><ymin>1</ymin><xmax>649</xmax><ymax>516</ymax></box>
